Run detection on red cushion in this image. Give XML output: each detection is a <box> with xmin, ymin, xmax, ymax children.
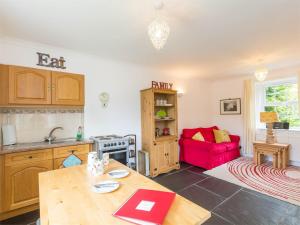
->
<box><xmin>182</xmin><ymin>128</ymin><xmax>201</xmax><ymax>139</ymax></box>
<box><xmin>182</xmin><ymin>126</ymin><xmax>219</xmax><ymax>142</ymax></box>
<box><xmin>199</xmin><ymin>126</ymin><xmax>219</xmax><ymax>143</ymax></box>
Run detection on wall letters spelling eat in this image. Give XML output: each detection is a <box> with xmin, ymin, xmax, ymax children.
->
<box><xmin>36</xmin><ymin>52</ymin><xmax>66</xmax><ymax>69</ymax></box>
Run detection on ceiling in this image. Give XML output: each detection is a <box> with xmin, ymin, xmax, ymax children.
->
<box><xmin>0</xmin><ymin>0</ymin><xmax>299</xmax><ymax>78</ymax></box>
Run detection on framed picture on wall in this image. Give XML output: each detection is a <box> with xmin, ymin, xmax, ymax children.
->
<box><xmin>220</xmin><ymin>98</ymin><xmax>241</xmax><ymax>115</ymax></box>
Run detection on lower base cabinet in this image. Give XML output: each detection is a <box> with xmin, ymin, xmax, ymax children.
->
<box><xmin>151</xmin><ymin>138</ymin><xmax>180</xmax><ymax>177</ymax></box>
<box><xmin>0</xmin><ymin>144</ymin><xmax>91</xmax><ymax>221</ymax></box>
<box><xmin>53</xmin><ymin>144</ymin><xmax>89</xmax><ymax>169</ymax></box>
<box><xmin>4</xmin><ymin>160</ymin><xmax>53</xmax><ymax>211</ymax></box>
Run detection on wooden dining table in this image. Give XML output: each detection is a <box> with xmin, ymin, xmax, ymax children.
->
<box><xmin>39</xmin><ymin>160</ymin><xmax>211</xmax><ymax>225</ymax></box>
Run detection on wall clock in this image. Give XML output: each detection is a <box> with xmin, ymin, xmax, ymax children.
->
<box><xmin>99</xmin><ymin>92</ymin><xmax>110</xmax><ymax>108</ymax></box>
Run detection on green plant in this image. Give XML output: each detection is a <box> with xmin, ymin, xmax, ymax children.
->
<box><xmin>156</xmin><ymin>109</ymin><xmax>167</xmax><ymax>118</ymax></box>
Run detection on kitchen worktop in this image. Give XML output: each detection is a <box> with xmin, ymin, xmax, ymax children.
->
<box><xmin>0</xmin><ymin>139</ymin><xmax>94</xmax><ymax>155</ymax></box>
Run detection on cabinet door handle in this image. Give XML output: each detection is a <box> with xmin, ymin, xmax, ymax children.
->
<box><xmin>28</xmin><ymin>156</ymin><xmax>33</xmax><ymax>159</ymax></box>
<box><xmin>69</xmin><ymin>150</ymin><xmax>77</xmax><ymax>154</ymax></box>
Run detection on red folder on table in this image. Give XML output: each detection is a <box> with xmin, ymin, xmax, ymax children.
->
<box><xmin>113</xmin><ymin>189</ymin><xmax>176</xmax><ymax>225</ymax></box>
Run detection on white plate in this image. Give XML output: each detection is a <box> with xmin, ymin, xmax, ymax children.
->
<box><xmin>92</xmin><ymin>180</ymin><xmax>120</xmax><ymax>193</ymax></box>
<box><xmin>108</xmin><ymin>169</ymin><xmax>130</xmax><ymax>179</ymax></box>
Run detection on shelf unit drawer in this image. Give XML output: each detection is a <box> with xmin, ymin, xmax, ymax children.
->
<box><xmin>5</xmin><ymin>149</ymin><xmax>53</xmax><ymax>166</ymax></box>
<box><xmin>53</xmin><ymin>144</ymin><xmax>89</xmax><ymax>159</ymax></box>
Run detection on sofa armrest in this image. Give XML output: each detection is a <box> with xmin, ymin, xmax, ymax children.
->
<box><xmin>229</xmin><ymin>135</ymin><xmax>240</xmax><ymax>143</ymax></box>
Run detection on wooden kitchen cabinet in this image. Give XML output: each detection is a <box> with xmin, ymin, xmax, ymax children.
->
<box><xmin>4</xmin><ymin>160</ymin><xmax>53</xmax><ymax>211</ymax></box>
<box><xmin>0</xmin><ymin>64</ymin><xmax>85</xmax><ymax>106</ymax></box>
<box><xmin>51</xmin><ymin>72</ymin><xmax>84</xmax><ymax>106</ymax></box>
<box><xmin>0</xmin><ymin>65</ymin><xmax>51</xmax><ymax>105</ymax></box>
<box><xmin>53</xmin><ymin>144</ymin><xmax>90</xmax><ymax>169</ymax></box>
<box><xmin>0</xmin><ymin>144</ymin><xmax>91</xmax><ymax>221</ymax></box>
<box><xmin>3</xmin><ymin>149</ymin><xmax>53</xmax><ymax>212</ymax></box>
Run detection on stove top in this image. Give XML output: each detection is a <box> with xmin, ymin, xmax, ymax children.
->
<box><xmin>92</xmin><ymin>135</ymin><xmax>124</xmax><ymax>141</ymax></box>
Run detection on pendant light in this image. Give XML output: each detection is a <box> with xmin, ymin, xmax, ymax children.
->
<box><xmin>148</xmin><ymin>0</ymin><xmax>170</xmax><ymax>50</ymax></box>
<box><xmin>254</xmin><ymin>67</ymin><xmax>268</xmax><ymax>82</ymax></box>
<box><xmin>254</xmin><ymin>60</ymin><xmax>268</xmax><ymax>82</ymax></box>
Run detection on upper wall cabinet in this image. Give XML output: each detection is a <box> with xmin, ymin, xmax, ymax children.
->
<box><xmin>8</xmin><ymin>66</ymin><xmax>51</xmax><ymax>105</ymax></box>
<box><xmin>52</xmin><ymin>72</ymin><xmax>84</xmax><ymax>106</ymax></box>
<box><xmin>0</xmin><ymin>65</ymin><xmax>85</xmax><ymax>106</ymax></box>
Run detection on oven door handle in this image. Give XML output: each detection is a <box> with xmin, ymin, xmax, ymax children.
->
<box><xmin>103</xmin><ymin>150</ymin><xmax>128</xmax><ymax>154</ymax></box>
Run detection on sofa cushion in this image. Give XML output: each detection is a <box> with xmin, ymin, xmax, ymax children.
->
<box><xmin>210</xmin><ymin>143</ymin><xmax>227</xmax><ymax>154</ymax></box>
<box><xmin>213</xmin><ymin>129</ymin><xmax>231</xmax><ymax>143</ymax></box>
<box><xmin>192</xmin><ymin>132</ymin><xmax>205</xmax><ymax>141</ymax></box>
<box><xmin>199</xmin><ymin>126</ymin><xmax>219</xmax><ymax>143</ymax></box>
<box><xmin>182</xmin><ymin>126</ymin><xmax>219</xmax><ymax>142</ymax></box>
<box><xmin>182</xmin><ymin>128</ymin><xmax>201</xmax><ymax>139</ymax></box>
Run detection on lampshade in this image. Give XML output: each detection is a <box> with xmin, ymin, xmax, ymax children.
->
<box><xmin>260</xmin><ymin>112</ymin><xmax>279</xmax><ymax>123</ymax></box>
<box><xmin>254</xmin><ymin>68</ymin><xmax>268</xmax><ymax>82</ymax></box>
<box><xmin>148</xmin><ymin>17</ymin><xmax>170</xmax><ymax>50</ymax></box>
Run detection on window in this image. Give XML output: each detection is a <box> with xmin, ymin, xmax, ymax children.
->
<box><xmin>255</xmin><ymin>78</ymin><xmax>300</xmax><ymax>129</ymax></box>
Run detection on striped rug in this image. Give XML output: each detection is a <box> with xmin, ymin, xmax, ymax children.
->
<box><xmin>204</xmin><ymin>157</ymin><xmax>300</xmax><ymax>206</ymax></box>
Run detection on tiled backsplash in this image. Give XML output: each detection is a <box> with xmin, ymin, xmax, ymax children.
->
<box><xmin>0</xmin><ymin>108</ymin><xmax>84</xmax><ymax>145</ymax></box>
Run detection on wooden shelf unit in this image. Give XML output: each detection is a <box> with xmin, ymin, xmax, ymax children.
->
<box><xmin>141</xmin><ymin>88</ymin><xmax>180</xmax><ymax>177</ymax></box>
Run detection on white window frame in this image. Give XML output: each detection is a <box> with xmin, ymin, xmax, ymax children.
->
<box><xmin>255</xmin><ymin>77</ymin><xmax>300</xmax><ymax>130</ymax></box>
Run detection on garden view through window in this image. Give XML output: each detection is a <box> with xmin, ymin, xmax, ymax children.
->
<box><xmin>264</xmin><ymin>82</ymin><xmax>300</xmax><ymax>128</ymax></box>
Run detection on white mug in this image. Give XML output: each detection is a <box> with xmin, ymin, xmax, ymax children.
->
<box><xmin>103</xmin><ymin>153</ymin><xmax>110</xmax><ymax>166</ymax></box>
<box><xmin>87</xmin><ymin>152</ymin><xmax>98</xmax><ymax>172</ymax></box>
<box><xmin>90</xmin><ymin>159</ymin><xmax>104</xmax><ymax>176</ymax></box>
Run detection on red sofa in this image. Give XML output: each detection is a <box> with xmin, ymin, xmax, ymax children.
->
<box><xmin>179</xmin><ymin>126</ymin><xmax>240</xmax><ymax>170</ymax></box>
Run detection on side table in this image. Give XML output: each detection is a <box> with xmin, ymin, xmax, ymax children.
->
<box><xmin>253</xmin><ymin>141</ymin><xmax>290</xmax><ymax>169</ymax></box>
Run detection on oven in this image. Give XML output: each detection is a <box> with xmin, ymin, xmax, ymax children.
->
<box><xmin>91</xmin><ymin>135</ymin><xmax>130</xmax><ymax>167</ymax></box>
<box><xmin>100</xmin><ymin>148</ymin><xmax>129</xmax><ymax>166</ymax></box>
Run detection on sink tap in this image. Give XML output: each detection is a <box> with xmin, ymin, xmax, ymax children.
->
<box><xmin>45</xmin><ymin>127</ymin><xmax>64</xmax><ymax>144</ymax></box>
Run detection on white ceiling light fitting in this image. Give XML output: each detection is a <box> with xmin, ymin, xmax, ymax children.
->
<box><xmin>254</xmin><ymin>59</ymin><xmax>268</xmax><ymax>82</ymax></box>
<box><xmin>148</xmin><ymin>0</ymin><xmax>170</xmax><ymax>50</ymax></box>
<box><xmin>254</xmin><ymin>68</ymin><xmax>268</xmax><ymax>82</ymax></box>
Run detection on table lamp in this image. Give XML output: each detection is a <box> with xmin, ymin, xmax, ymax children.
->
<box><xmin>260</xmin><ymin>112</ymin><xmax>279</xmax><ymax>144</ymax></box>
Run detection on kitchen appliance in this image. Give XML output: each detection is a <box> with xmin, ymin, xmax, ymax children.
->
<box><xmin>90</xmin><ymin>135</ymin><xmax>131</xmax><ymax>167</ymax></box>
<box><xmin>2</xmin><ymin>124</ymin><xmax>17</xmax><ymax>146</ymax></box>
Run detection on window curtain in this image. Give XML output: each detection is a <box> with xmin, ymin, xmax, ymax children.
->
<box><xmin>298</xmin><ymin>73</ymin><xmax>300</xmax><ymax>114</ymax></box>
<box><xmin>243</xmin><ymin>79</ymin><xmax>256</xmax><ymax>155</ymax></box>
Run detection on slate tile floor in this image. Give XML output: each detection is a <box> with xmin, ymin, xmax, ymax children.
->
<box><xmin>1</xmin><ymin>162</ymin><xmax>300</xmax><ymax>225</ymax></box>
<box><xmin>153</xmin><ymin>162</ymin><xmax>300</xmax><ymax>225</ymax></box>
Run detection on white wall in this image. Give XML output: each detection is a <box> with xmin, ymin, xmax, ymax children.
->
<box><xmin>0</xmin><ymin>37</ymin><xmax>212</xmax><ymax>149</ymax></box>
<box><xmin>211</xmin><ymin>77</ymin><xmax>245</xmax><ymax>140</ymax></box>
